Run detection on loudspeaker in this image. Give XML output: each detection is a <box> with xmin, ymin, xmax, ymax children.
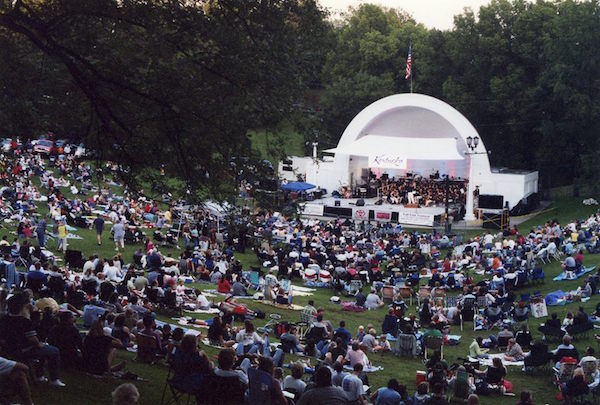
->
<box><xmin>481</xmin><ymin>213</ymin><xmax>502</xmax><ymax>229</ymax></box>
<box><xmin>479</xmin><ymin>194</ymin><xmax>504</xmax><ymax>209</ymax></box>
<box><xmin>334</xmin><ymin>200</ymin><xmax>341</xmax><ymax>207</ymax></box>
<box><xmin>356</xmin><ymin>199</ymin><xmax>365</xmax><ymax>207</ymax></box>
<box><xmin>374</xmin><ymin>199</ymin><xmax>383</xmax><ymax>206</ymax></box>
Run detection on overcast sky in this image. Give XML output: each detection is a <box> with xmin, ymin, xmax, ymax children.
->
<box><xmin>319</xmin><ymin>0</ymin><xmax>521</xmax><ymax>30</ymax></box>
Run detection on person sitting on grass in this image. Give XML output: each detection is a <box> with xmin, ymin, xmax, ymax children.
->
<box><xmin>364</xmin><ymin>288</ymin><xmax>384</xmax><ymax>310</ymax></box>
<box><xmin>207</xmin><ymin>313</ymin><xmax>235</xmax><ymax>347</ymax></box>
<box><xmin>297</xmin><ymin>366</ymin><xmax>347</xmax><ymax>405</ymax></box>
<box><xmin>217</xmin><ymin>274</ymin><xmax>231</xmax><ymax>294</ymax></box>
<box><xmin>562</xmin><ymin>367</ymin><xmax>589</xmax><ymax>400</ymax></box>
<box><xmin>413</xmin><ymin>382</ymin><xmax>430</xmax><ymax>405</ymax></box>
<box><xmin>83</xmin><ymin>319</ymin><xmax>126</xmax><ymax>375</ymax></box>
<box><xmin>0</xmin><ymin>292</ymin><xmax>66</xmax><ymax>387</ymax></box>
<box><xmin>170</xmin><ymin>334</ymin><xmax>213</xmax><ymax>398</ymax></box>
<box><xmin>469</xmin><ymin>337</ymin><xmax>489</xmax><ymax>359</ymax></box>
<box><xmin>235</xmin><ymin>320</ymin><xmax>265</xmax><ymax>355</ymax></box>
<box><xmin>342</xmin><ymin>363</ymin><xmax>367</xmax><ymax>404</ymax></box>
<box><xmin>283</xmin><ymin>362</ymin><xmax>307</xmax><ymax>397</ymax></box>
<box><xmin>370</xmin><ymin>378</ymin><xmax>403</xmax><ymax>405</ymax></box>
<box><xmin>47</xmin><ymin>310</ymin><xmax>83</xmax><ymax>368</ymax></box>
<box><xmin>344</xmin><ymin>342</ymin><xmax>369</xmax><ymax>367</ymax></box>
<box><xmin>0</xmin><ymin>354</ymin><xmax>33</xmax><ymax>405</ymax></box>
<box><xmin>111</xmin><ymin>383</ymin><xmax>140</xmax><ymax>405</ymax></box>
<box><xmin>247</xmin><ymin>356</ymin><xmax>287</xmax><ymax>405</ymax></box>
<box><xmin>504</xmin><ymin>338</ymin><xmax>525</xmax><ymax>362</ymax></box>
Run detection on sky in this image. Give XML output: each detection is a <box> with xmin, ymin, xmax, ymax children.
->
<box><xmin>318</xmin><ymin>0</ymin><xmax>515</xmax><ymax>30</ymax></box>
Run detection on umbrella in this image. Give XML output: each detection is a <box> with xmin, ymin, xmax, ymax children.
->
<box><xmin>281</xmin><ymin>182</ymin><xmax>316</xmax><ymax>192</ymax></box>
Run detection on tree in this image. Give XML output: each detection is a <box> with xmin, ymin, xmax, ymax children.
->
<box><xmin>0</xmin><ymin>0</ymin><xmax>330</xmax><ymax>200</ymax></box>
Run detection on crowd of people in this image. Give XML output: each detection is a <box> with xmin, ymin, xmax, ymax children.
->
<box><xmin>367</xmin><ymin>173</ymin><xmax>467</xmax><ymax>207</ymax></box>
<box><xmin>1</xmin><ymin>140</ymin><xmax>600</xmax><ymax>404</ymax></box>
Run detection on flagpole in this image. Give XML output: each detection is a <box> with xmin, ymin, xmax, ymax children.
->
<box><xmin>410</xmin><ymin>42</ymin><xmax>413</xmax><ymax>94</ymax></box>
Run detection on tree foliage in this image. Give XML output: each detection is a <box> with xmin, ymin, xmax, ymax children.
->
<box><xmin>1</xmin><ymin>0</ymin><xmax>600</xmax><ymax>195</ymax></box>
<box><xmin>0</xmin><ymin>0</ymin><xmax>330</xmax><ymax>199</ymax></box>
<box><xmin>320</xmin><ymin>0</ymin><xmax>600</xmax><ymax>189</ymax></box>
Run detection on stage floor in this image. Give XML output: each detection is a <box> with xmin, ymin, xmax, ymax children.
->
<box><xmin>313</xmin><ymin>197</ymin><xmax>448</xmax><ymax>216</ymax></box>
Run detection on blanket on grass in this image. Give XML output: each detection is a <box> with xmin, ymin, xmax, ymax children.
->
<box><xmin>468</xmin><ymin>353</ymin><xmax>526</xmax><ymax>367</ymax></box>
<box><xmin>552</xmin><ymin>266</ymin><xmax>595</xmax><ymax>281</ymax></box>
<box><xmin>545</xmin><ymin>290</ymin><xmax>591</xmax><ymax>306</ymax></box>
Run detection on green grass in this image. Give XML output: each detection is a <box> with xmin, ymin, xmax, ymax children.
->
<box><xmin>248</xmin><ymin>124</ymin><xmax>305</xmax><ymax>166</ymax></box>
<box><xmin>4</xmin><ymin>178</ymin><xmax>600</xmax><ymax>404</ymax></box>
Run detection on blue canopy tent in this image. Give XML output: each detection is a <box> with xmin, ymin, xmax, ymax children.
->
<box><xmin>281</xmin><ymin>182</ymin><xmax>316</xmax><ymax>192</ymax></box>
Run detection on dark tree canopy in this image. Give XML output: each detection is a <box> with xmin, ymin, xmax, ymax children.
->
<box><xmin>1</xmin><ymin>0</ymin><xmax>600</xmax><ymax>196</ymax></box>
<box><xmin>319</xmin><ymin>0</ymin><xmax>600</xmax><ymax>189</ymax></box>
<box><xmin>0</xmin><ymin>0</ymin><xmax>330</xmax><ymax>199</ymax></box>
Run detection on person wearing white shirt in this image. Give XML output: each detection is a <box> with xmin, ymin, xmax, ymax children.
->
<box><xmin>195</xmin><ymin>290</ymin><xmax>211</xmax><ymax>310</ymax></box>
<box><xmin>83</xmin><ymin>257</ymin><xmax>95</xmax><ymax>274</ymax></box>
<box><xmin>364</xmin><ymin>289</ymin><xmax>384</xmax><ymax>309</ymax></box>
<box><xmin>103</xmin><ymin>260</ymin><xmax>123</xmax><ymax>282</ymax></box>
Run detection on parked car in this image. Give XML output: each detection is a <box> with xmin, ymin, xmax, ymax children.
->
<box><xmin>33</xmin><ymin>139</ymin><xmax>55</xmax><ymax>155</ymax></box>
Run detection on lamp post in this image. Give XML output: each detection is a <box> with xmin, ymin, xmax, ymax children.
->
<box><xmin>444</xmin><ymin>174</ymin><xmax>450</xmax><ymax>233</ymax></box>
<box><xmin>464</xmin><ymin>136</ymin><xmax>489</xmax><ymax>222</ymax></box>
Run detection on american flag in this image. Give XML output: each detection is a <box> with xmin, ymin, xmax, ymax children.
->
<box><xmin>405</xmin><ymin>45</ymin><xmax>412</xmax><ymax>80</ymax></box>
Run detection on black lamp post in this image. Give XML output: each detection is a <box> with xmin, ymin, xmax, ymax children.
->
<box><xmin>444</xmin><ymin>175</ymin><xmax>450</xmax><ymax>233</ymax></box>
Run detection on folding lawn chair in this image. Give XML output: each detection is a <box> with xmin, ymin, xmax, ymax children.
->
<box><xmin>398</xmin><ymin>286</ymin><xmax>413</xmax><ymax>307</ymax></box>
<box><xmin>423</xmin><ymin>335</ymin><xmax>443</xmax><ymax>360</ymax></box>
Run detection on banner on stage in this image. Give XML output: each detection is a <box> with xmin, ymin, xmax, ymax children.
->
<box><xmin>352</xmin><ymin>207</ymin><xmax>369</xmax><ymax>221</ymax></box>
<box><xmin>302</xmin><ymin>204</ymin><xmax>324</xmax><ymax>217</ymax></box>
<box><xmin>368</xmin><ymin>154</ymin><xmax>407</xmax><ymax>169</ymax></box>
<box><xmin>374</xmin><ymin>210</ymin><xmax>392</xmax><ymax>222</ymax></box>
<box><xmin>397</xmin><ymin>211</ymin><xmax>434</xmax><ymax>226</ymax></box>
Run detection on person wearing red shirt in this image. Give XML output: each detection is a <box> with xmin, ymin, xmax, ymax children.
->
<box><xmin>575</xmin><ymin>250</ymin><xmax>584</xmax><ymax>267</ymax></box>
<box><xmin>217</xmin><ymin>276</ymin><xmax>231</xmax><ymax>294</ymax></box>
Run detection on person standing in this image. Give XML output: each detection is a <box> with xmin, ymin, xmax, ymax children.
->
<box><xmin>93</xmin><ymin>216</ymin><xmax>105</xmax><ymax>246</ymax></box>
<box><xmin>36</xmin><ymin>217</ymin><xmax>47</xmax><ymax>248</ymax></box>
<box><xmin>112</xmin><ymin>219</ymin><xmax>126</xmax><ymax>251</ymax></box>
<box><xmin>57</xmin><ymin>220</ymin><xmax>68</xmax><ymax>254</ymax></box>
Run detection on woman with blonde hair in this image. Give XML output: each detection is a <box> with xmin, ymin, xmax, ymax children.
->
<box><xmin>112</xmin><ymin>383</ymin><xmax>139</xmax><ymax>405</ymax></box>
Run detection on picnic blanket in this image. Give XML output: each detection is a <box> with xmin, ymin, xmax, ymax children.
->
<box><xmin>258</xmin><ymin>301</ymin><xmax>304</xmax><ymax>311</ymax></box>
<box><xmin>553</xmin><ymin>266</ymin><xmax>595</xmax><ymax>281</ymax></box>
<box><xmin>343</xmin><ymin>365</ymin><xmax>384</xmax><ymax>373</ymax></box>
<box><xmin>171</xmin><ymin>317</ymin><xmax>210</xmax><ymax>329</ymax></box>
<box><xmin>342</xmin><ymin>301</ymin><xmax>367</xmax><ymax>312</ymax></box>
<box><xmin>546</xmin><ymin>290</ymin><xmax>591</xmax><ymax>306</ymax></box>
<box><xmin>155</xmin><ymin>319</ymin><xmax>202</xmax><ymax>337</ymax></box>
<box><xmin>204</xmin><ymin>289</ymin><xmax>255</xmax><ymax>299</ymax></box>
<box><xmin>184</xmin><ymin>308</ymin><xmax>220</xmax><ymax>314</ymax></box>
<box><xmin>49</xmin><ymin>232</ymin><xmax>83</xmax><ymax>240</ymax></box>
<box><xmin>304</xmin><ymin>281</ymin><xmax>331</xmax><ymax>288</ymax></box>
<box><xmin>468</xmin><ymin>353</ymin><xmax>525</xmax><ymax>367</ymax></box>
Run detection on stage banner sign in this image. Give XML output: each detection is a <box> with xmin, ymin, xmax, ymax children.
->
<box><xmin>352</xmin><ymin>207</ymin><xmax>369</xmax><ymax>221</ymax></box>
<box><xmin>397</xmin><ymin>211</ymin><xmax>434</xmax><ymax>227</ymax></box>
<box><xmin>302</xmin><ymin>204</ymin><xmax>324</xmax><ymax>217</ymax></box>
<box><xmin>374</xmin><ymin>210</ymin><xmax>392</xmax><ymax>222</ymax></box>
<box><xmin>368</xmin><ymin>154</ymin><xmax>407</xmax><ymax>169</ymax></box>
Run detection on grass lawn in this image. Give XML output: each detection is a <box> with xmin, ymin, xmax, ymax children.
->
<box><xmin>248</xmin><ymin>124</ymin><xmax>305</xmax><ymax>167</ymax></box>
<box><xmin>3</xmin><ymin>187</ymin><xmax>600</xmax><ymax>404</ymax></box>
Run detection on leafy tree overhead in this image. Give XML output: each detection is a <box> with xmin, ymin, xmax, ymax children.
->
<box><xmin>0</xmin><ymin>0</ymin><xmax>330</xmax><ymax>200</ymax></box>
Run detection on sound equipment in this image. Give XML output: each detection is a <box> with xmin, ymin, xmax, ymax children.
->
<box><xmin>335</xmin><ymin>200</ymin><xmax>341</xmax><ymax>207</ymax></box>
<box><xmin>356</xmin><ymin>199</ymin><xmax>365</xmax><ymax>207</ymax></box>
<box><xmin>481</xmin><ymin>213</ymin><xmax>501</xmax><ymax>228</ymax></box>
<box><xmin>374</xmin><ymin>199</ymin><xmax>384</xmax><ymax>206</ymax></box>
<box><xmin>478</xmin><ymin>194</ymin><xmax>504</xmax><ymax>210</ymax></box>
